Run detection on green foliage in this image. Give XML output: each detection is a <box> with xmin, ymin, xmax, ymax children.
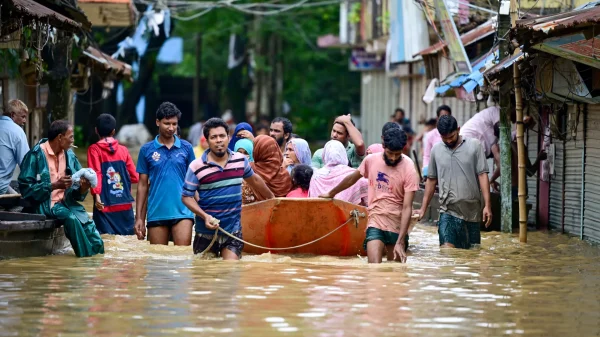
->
<box><xmin>349</xmin><ymin>3</ymin><xmax>361</xmax><ymax>24</ymax></box>
<box><xmin>73</xmin><ymin>125</ymin><xmax>89</xmax><ymax>147</ymax></box>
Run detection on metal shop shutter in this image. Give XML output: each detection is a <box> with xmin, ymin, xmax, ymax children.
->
<box><xmin>583</xmin><ymin>104</ymin><xmax>600</xmax><ymax>243</ymax></box>
<box><xmin>526</xmin><ymin>125</ymin><xmax>538</xmax><ymax>224</ymax></box>
<box><xmin>549</xmin><ymin>134</ymin><xmax>564</xmax><ymax>231</ymax></box>
<box><xmin>563</xmin><ymin>105</ymin><xmax>584</xmax><ymax>237</ymax></box>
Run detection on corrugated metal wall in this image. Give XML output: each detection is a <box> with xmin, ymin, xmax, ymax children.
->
<box><xmin>563</xmin><ymin>104</ymin><xmax>584</xmax><ymax>236</ymax></box>
<box><xmin>549</xmin><ymin>132</ymin><xmax>565</xmax><ymax>231</ymax></box>
<box><xmin>583</xmin><ymin>104</ymin><xmax>600</xmax><ymax>243</ymax></box>
<box><xmin>425</xmin><ymin>98</ymin><xmax>478</xmax><ymax>126</ymax></box>
<box><xmin>360</xmin><ymin>71</ymin><xmax>400</xmax><ymax>146</ymax></box>
<box><xmin>527</xmin><ymin>126</ymin><xmax>539</xmax><ymax>224</ymax></box>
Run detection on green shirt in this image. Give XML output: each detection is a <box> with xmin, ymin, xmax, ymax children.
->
<box><xmin>311</xmin><ymin>142</ymin><xmax>365</xmax><ymax>169</ymax></box>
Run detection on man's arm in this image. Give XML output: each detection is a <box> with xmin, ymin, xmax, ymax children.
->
<box><xmin>417</xmin><ymin>178</ymin><xmax>437</xmax><ymax>219</ymax></box>
<box><xmin>319</xmin><ymin>170</ymin><xmax>363</xmax><ymax>198</ymax></box>
<box><xmin>244</xmin><ymin>174</ymin><xmax>275</xmax><ymax>200</ymax></box>
<box><xmin>489</xmin><ymin>144</ymin><xmax>501</xmax><ymax>184</ymax></box>
<box><xmin>393</xmin><ymin>190</ymin><xmax>415</xmax><ymax>263</ymax></box>
<box><xmin>478</xmin><ymin>173</ymin><xmax>492</xmax><ymax>227</ymax></box>
<box><xmin>337</xmin><ymin>115</ymin><xmax>365</xmax><ymax>156</ymax></box>
<box><xmin>18</xmin><ymin>152</ymin><xmax>52</xmax><ymax>203</ymax></box>
<box><xmin>87</xmin><ymin>146</ymin><xmax>103</xmax><ymax>196</ymax></box>
<box><xmin>135</xmin><ymin>174</ymin><xmax>149</xmax><ymax>221</ymax></box>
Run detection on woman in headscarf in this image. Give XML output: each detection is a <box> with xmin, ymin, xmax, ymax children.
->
<box><xmin>228</xmin><ymin>122</ymin><xmax>254</xmax><ymax>151</ymax></box>
<box><xmin>366</xmin><ymin>143</ymin><xmax>384</xmax><ymax>155</ymax></box>
<box><xmin>308</xmin><ymin>140</ymin><xmax>368</xmax><ymax>205</ymax></box>
<box><xmin>242</xmin><ymin>135</ymin><xmax>292</xmax><ymax>204</ymax></box>
<box><xmin>234</xmin><ymin>138</ymin><xmax>254</xmax><ymax>162</ymax></box>
<box><xmin>283</xmin><ymin>138</ymin><xmax>312</xmax><ymax>174</ymax></box>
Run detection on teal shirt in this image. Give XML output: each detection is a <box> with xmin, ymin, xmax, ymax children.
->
<box><xmin>311</xmin><ymin>142</ymin><xmax>365</xmax><ymax>169</ymax></box>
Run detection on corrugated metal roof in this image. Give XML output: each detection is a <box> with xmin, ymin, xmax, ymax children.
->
<box><xmin>8</xmin><ymin>0</ymin><xmax>82</xmax><ymax>30</ymax></box>
<box><xmin>414</xmin><ymin>20</ymin><xmax>495</xmax><ymax>57</ymax></box>
<box><xmin>79</xmin><ymin>0</ymin><xmax>131</xmax><ymax>3</ymax></box>
<box><xmin>516</xmin><ymin>4</ymin><xmax>600</xmax><ymax>34</ymax></box>
<box><xmin>83</xmin><ymin>46</ymin><xmax>132</xmax><ymax>79</ymax></box>
<box><xmin>435</xmin><ymin>47</ymin><xmax>498</xmax><ymax>94</ymax></box>
<box><xmin>483</xmin><ymin>51</ymin><xmax>525</xmax><ymax>77</ymax></box>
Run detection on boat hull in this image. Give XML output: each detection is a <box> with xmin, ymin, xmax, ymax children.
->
<box><xmin>241</xmin><ymin>198</ymin><xmax>368</xmax><ymax>256</ymax></box>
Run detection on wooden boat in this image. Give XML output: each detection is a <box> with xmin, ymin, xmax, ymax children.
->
<box><xmin>241</xmin><ymin>198</ymin><xmax>369</xmax><ymax>256</ymax></box>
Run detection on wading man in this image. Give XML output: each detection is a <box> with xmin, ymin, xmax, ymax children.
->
<box><xmin>270</xmin><ymin>117</ymin><xmax>293</xmax><ymax>154</ymax></box>
<box><xmin>19</xmin><ymin>120</ymin><xmax>104</xmax><ymax>257</ymax></box>
<box><xmin>181</xmin><ymin>118</ymin><xmax>273</xmax><ymax>260</ymax></box>
<box><xmin>319</xmin><ymin>128</ymin><xmax>418</xmax><ymax>263</ymax></box>
<box><xmin>416</xmin><ymin>115</ymin><xmax>492</xmax><ymax>249</ymax></box>
<box><xmin>135</xmin><ymin>102</ymin><xmax>196</xmax><ymax>245</ymax></box>
<box><xmin>312</xmin><ymin>115</ymin><xmax>366</xmax><ymax>169</ymax></box>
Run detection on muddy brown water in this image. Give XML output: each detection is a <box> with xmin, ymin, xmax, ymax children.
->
<box><xmin>1</xmin><ymin>225</ymin><xmax>600</xmax><ymax>336</ymax></box>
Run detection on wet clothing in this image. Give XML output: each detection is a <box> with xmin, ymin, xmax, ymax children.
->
<box><xmin>19</xmin><ymin>139</ymin><xmax>104</xmax><ymax>257</ymax></box>
<box><xmin>137</xmin><ymin>135</ymin><xmax>195</xmax><ymax>223</ymax></box>
<box><xmin>193</xmin><ymin>231</ymin><xmax>244</xmax><ymax>257</ymax></box>
<box><xmin>40</xmin><ymin>141</ymin><xmax>67</xmax><ymax>208</ymax></box>
<box><xmin>0</xmin><ymin>116</ymin><xmax>29</xmax><ymax>194</ymax></box>
<box><xmin>428</xmin><ymin>138</ymin><xmax>489</xmax><ymax>223</ymax></box>
<box><xmin>87</xmin><ymin>137</ymin><xmax>139</xmax><ymax>235</ymax></box>
<box><xmin>363</xmin><ymin>227</ymin><xmax>408</xmax><ymax>251</ymax></box>
<box><xmin>460</xmin><ymin>106</ymin><xmax>499</xmax><ymax>158</ymax></box>
<box><xmin>312</xmin><ymin>142</ymin><xmax>364</xmax><ymax>169</ymax></box>
<box><xmin>182</xmin><ymin>149</ymin><xmax>253</xmax><ymax>235</ymax></box>
<box><xmin>358</xmin><ymin>153</ymin><xmax>419</xmax><ymax>234</ymax></box>
<box><xmin>438</xmin><ymin>213</ymin><xmax>479</xmax><ymax>249</ymax></box>
<box><xmin>147</xmin><ymin>217</ymin><xmax>194</xmax><ymax>228</ymax></box>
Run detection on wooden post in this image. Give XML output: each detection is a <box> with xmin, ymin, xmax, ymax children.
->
<box><xmin>514</xmin><ymin>63</ymin><xmax>526</xmax><ymax>242</ymax></box>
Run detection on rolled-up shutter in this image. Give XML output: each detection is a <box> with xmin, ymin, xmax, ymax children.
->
<box><xmin>583</xmin><ymin>104</ymin><xmax>600</xmax><ymax>243</ymax></box>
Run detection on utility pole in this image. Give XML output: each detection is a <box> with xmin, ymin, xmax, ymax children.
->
<box><xmin>497</xmin><ymin>0</ymin><xmax>513</xmax><ymax>233</ymax></box>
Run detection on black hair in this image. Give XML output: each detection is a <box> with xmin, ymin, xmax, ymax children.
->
<box><xmin>48</xmin><ymin>120</ymin><xmax>71</xmax><ymax>141</ymax></box>
<box><xmin>291</xmin><ymin>164</ymin><xmax>313</xmax><ymax>192</ymax></box>
<box><xmin>494</xmin><ymin>122</ymin><xmax>500</xmax><ymax>139</ymax></box>
<box><xmin>203</xmin><ymin>118</ymin><xmax>229</xmax><ymax>139</ymax></box>
<box><xmin>436</xmin><ymin>105</ymin><xmax>452</xmax><ymax>117</ymax></box>
<box><xmin>291</xmin><ymin>133</ymin><xmax>300</xmax><ymax>139</ymax></box>
<box><xmin>156</xmin><ymin>101</ymin><xmax>182</xmax><ymax>121</ymax></box>
<box><xmin>177</xmin><ymin>125</ymin><xmax>182</xmax><ymax>137</ymax></box>
<box><xmin>333</xmin><ymin>118</ymin><xmax>356</xmax><ymax>136</ymax></box>
<box><xmin>382</xmin><ymin>128</ymin><xmax>407</xmax><ymax>152</ymax></box>
<box><xmin>96</xmin><ymin>113</ymin><xmax>116</xmax><ymax>138</ymax></box>
<box><xmin>255</xmin><ymin>123</ymin><xmax>269</xmax><ymax>132</ymax></box>
<box><xmin>272</xmin><ymin>117</ymin><xmax>293</xmax><ymax>135</ymax></box>
<box><xmin>394</xmin><ymin>108</ymin><xmax>405</xmax><ymax>116</ymax></box>
<box><xmin>381</xmin><ymin>121</ymin><xmax>401</xmax><ymax>136</ymax></box>
<box><xmin>437</xmin><ymin>115</ymin><xmax>459</xmax><ymax>136</ymax></box>
<box><xmin>425</xmin><ymin>118</ymin><xmax>437</xmax><ymax>127</ymax></box>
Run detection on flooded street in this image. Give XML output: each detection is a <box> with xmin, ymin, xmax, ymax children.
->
<box><xmin>1</xmin><ymin>225</ymin><xmax>600</xmax><ymax>336</ymax></box>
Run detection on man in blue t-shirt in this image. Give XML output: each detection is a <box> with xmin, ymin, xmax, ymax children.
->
<box><xmin>182</xmin><ymin>118</ymin><xmax>273</xmax><ymax>260</ymax></box>
<box><xmin>135</xmin><ymin>102</ymin><xmax>196</xmax><ymax>245</ymax></box>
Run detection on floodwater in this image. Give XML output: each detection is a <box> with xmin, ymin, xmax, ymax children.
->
<box><xmin>1</xmin><ymin>225</ymin><xmax>600</xmax><ymax>337</ymax></box>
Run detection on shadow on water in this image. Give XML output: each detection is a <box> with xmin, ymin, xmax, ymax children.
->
<box><xmin>1</xmin><ymin>224</ymin><xmax>600</xmax><ymax>336</ymax></box>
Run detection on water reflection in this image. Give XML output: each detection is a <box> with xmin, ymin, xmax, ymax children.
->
<box><xmin>1</xmin><ymin>225</ymin><xmax>600</xmax><ymax>336</ymax></box>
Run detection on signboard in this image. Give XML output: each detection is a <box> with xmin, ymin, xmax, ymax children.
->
<box><xmin>349</xmin><ymin>49</ymin><xmax>385</xmax><ymax>71</ymax></box>
<box><xmin>435</xmin><ymin>0</ymin><xmax>472</xmax><ymax>73</ymax></box>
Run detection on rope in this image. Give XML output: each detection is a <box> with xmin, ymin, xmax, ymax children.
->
<box><xmin>197</xmin><ymin>209</ymin><xmax>364</xmax><ymax>255</ymax></box>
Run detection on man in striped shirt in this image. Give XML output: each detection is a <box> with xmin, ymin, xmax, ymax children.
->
<box><xmin>181</xmin><ymin>118</ymin><xmax>274</xmax><ymax>260</ymax></box>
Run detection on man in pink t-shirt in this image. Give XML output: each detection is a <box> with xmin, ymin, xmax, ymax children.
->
<box><xmin>422</xmin><ymin>105</ymin><xmax>452</xmax><ymax>177</ymax></box>
<box><xmin>319</xmin><ymin>128</ymin><xmax>419</xmax><ymax>263</ymax></box>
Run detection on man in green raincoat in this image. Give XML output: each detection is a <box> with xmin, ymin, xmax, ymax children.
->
<box><xmin>18</xmin><ymin>120</ymin><xmax>104</xmax><ymax>257</ymax></box>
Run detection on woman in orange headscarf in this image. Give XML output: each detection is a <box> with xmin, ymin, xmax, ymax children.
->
<box><xmin>242</xmin><ymin>135</ymin><xmax>292</xmax><ymax>204</ymax></box>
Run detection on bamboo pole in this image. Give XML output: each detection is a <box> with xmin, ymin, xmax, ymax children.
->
<box><xmin>514</xmin><ymin>63</ymin><xmax>527</xmax><ymax>243</ymax></box>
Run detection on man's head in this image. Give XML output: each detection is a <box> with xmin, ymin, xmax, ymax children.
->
<box><xmin>6</xmin><ymin>99</ymin><xmax>29</xmax><ymax>127</ymax></box>
<box><xmin>393</xmin><ymin>108</ymin><xmax>405</xmax><ymax>122</ymax></box>
<box><xmin>381</xmin><ymin>122</ymin><xmax>401</xmax><ymax>146</ymax></box>
<box><xmin>437</xmin><ymin>115</ymin><xmax>460</xmax><ymax>149</ymax></box>
<box><xmin>203</xmin><ymin>118</ymin><xmax>230</xmax><ymax>158</ymax></box>
<box><xmin>48</xmin><ymin>120</ymin><xmax>74</xmax><ymax>151</ymax></box>
<box><xmin>331</xmin><ymin>118</ymin><xmax>355</xmax><ymax>146</ymax></box>
<box><xmin>96</xmin><ymin>113</ymin><xmax>117</xmax><ymax>138</ymax></box>
<box><xmin>382</xmin><ymin>128</ymin><xmax>407</xmax><ymax>167</ymax></box>
<box><xmin>436</xmin><ymin>105</ymin><xmax>452</xmax><ymax>118</ymax></box>
<box><xmin>270</xmin><ymin>117</ymin><xmax>293</xmax><ymax>147</ymax></box>
<box><xmin>255</xmin><ymin>123</ymin><xmax>269</xmax><ymax>136</ymax></box>
<box><xmin>155</xmin><ymin>102</ymin><xmax>182</xmax><ymax>139</ymax></box>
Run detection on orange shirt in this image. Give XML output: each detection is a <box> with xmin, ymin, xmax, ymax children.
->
<box><xmin>41</xmin><ymin>142</ymin><xmax>66</xmax><ymax>208</ymax></box>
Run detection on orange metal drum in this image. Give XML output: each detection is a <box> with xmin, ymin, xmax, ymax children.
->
<box><xmin>241</xmin><ymin>198</ymin><xmax>368</xmax><ymax>256</ymax></box>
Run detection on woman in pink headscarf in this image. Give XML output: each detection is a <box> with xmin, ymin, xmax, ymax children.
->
<box><xmin>366</xmin><ymin>143</ymin><xmax>384</xmax><ymax>155</ymax></box>
<box><xmin>308</xmin><ymin>140</ymin><xmax>368</xmax><ymax>205</ymax></box>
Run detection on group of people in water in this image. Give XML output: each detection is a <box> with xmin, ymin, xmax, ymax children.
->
<box><xmin>2</xmin><ymin>98</ymin><xmax>527</xmax><ymax>263</ymax></box>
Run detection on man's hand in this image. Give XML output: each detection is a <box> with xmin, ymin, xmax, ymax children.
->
<box><xmin>205</xmin><ymin>216</ymin><xmax>220</xmax><ymax>230</ymax></box>
<box><xmin>335</xmin><ymin>114</ymin><xmax>352</xmax><ymax>125</ymax></box>
<box><xmin>413</xmin><ymin>208</ymin><xmax>425</xmax><ymax>221</ymax></box>
<box><xmin>490</xmin><ymin>181</ymin><xmax>500</xmax><ymax>193</ymax></box>
<box><xmin>94</xmin><ymin>194</ymin><xmax>104</xmax><ymax>211</ymax></box>
<box><xmin>319</xmin><ymin>192</ymin><xmax>334</xmax><ymax>199</ymax></box>
<box><xmin>52</xmin><ymin>176</ymin><xmax>72</xmax><ymax>190</ymax></box>
<box><xmin>393</xmin><ymin>240</ymin><xmax>407</xmax><ymax>263</ymax></box>
<box><xmin>79</xmin><ymin>177</ymin><xmax>91</xmax><ymax>193</ymax></box>
<box><xmin>134</xmin><ymin>219</ymin><xmax>146</xmax><ymax>240</ymax></box>
<box><xmin>483</xmin><ymin>206</ymin><xmax>493</xmax><ymax>228</ymax></box>
<box><xmin>237</xmin><ymin>130</ymin><xmax>255</xmax><ymax>141</ymax></box>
